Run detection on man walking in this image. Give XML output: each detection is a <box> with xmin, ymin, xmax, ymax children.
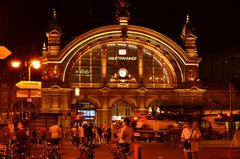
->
<box><xmin>49</xmin><ymin>122</ymin><xmax>62</xmax><ymax>145</ymax></box>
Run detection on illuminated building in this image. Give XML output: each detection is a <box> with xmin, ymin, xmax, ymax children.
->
<box><xmin>1</xmin><ymin>1</ymin><xmax>239</xmax><ymax>128</ymax></box>
<box><xmin>40</xmin><ymin>2</ymin><xmax>203</xmax><ymax>127</ymax></box>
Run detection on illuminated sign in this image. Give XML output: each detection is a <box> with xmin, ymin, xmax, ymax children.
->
<box><xmin>108</xmin><ymin>56</ymin><xmax>137</xmax><ymax>60</ymax></box>
<box><xmin>118</xmin><ymin>49</ymin><xmax>126</xmax><ymax>55</ymax></box>
<box><xmin>75</xmin><ymin>69</ymin><xmax>90</xmax><ymax>76</ymax></box>
<box><xmin>79</xmin><ymin>110</ymin><xmax>96</xmax><ymax>116</ymax></box>
<box><xmin>16</xmin><ymin>81</ymin><xmax>42</xmax><ymax>89</ymax></box>
<box><xmin>0</xmin><ymin>46</ymin><xmax>12</xmax><ymax>59</ymax></box>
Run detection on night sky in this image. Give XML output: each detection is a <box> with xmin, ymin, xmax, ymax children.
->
<box><xmin>0</xmin><ymin>0</ymin><xmax>240</xmax><ymax>60</ymax></box>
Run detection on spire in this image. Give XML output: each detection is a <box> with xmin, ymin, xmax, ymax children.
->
<box><xmin>180</xmin><ymin>14</ymin><xmax>198</xmax><ymax>58</ymax></box>
<box><xmin>181</xmin><ymin>14</ymin><xmax>195</xmax><ymax>40</ymax></box>
<box><xmin>42</xmin><ymin>41</ymin><xmax>47</xmax><ymax>51</ymax></box>
<box><xmin>42</xmin><ymin>41</ymin><xmax>48</xmax><ymax>58</ymax></box>
<box><xmin>53</xmin><ymin>9</ymin><xmax>57</xmax><ymax>19</ymax></box>
<box><xmin>115</xmin><ymin>0</ymin><xmax>130</xmax><ymax>25</ymax></box>
<box><xmin>186</xmin><ymin>14</ymin><xmax>190</xmax><ymax>23</ymax></box>
<box><xmin>46</xmin><ymin>8</ymin><xmax>62</xmax><ymax>56</ymax></box>
<box><xmin>47</xmin><ymin>9</ymin><xmax>62</xmax><ymax>33</ymax></box>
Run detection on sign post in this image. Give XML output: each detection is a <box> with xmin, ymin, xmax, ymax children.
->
<box><xmin>16</xmin><ymin>81</ymin><xmax>42</xmax><ymax>90</ymax></box>
<box><xmin>15</xmin><ymin>81</ymin><xmax>42</xmax><ymax>120</ymax></box>
<box><xmin>0</xmin><ymin>46</ymin><xmax>12</xmax><ymax>59</ymax></box>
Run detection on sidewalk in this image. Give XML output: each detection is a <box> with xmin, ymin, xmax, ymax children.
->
<box><xmin>200</xmin><ymin>139</ymin><xmax>238</xmax><ymax>147</ymax></box>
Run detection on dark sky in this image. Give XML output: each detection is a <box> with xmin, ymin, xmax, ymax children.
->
<box><xmin>0</xmin><ymin>0</ymin><xmax>240</xmax><ymax>60</ymax></box>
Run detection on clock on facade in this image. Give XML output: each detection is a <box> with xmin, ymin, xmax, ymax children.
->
<box><xmin>118</xmin><ymin>68</ymin><xmax>128</xmax><ymax>78</ymax></box>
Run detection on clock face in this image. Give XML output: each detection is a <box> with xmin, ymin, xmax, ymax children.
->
<box><xmin>118</xmin><ymin>68</ymin><xmax>127</xmax><ymax>78</ymax></box>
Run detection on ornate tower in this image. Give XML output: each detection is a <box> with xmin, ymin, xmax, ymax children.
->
<box><xmin>45</xmin><ymin>9</ymin><xmax>62</xmax><ymax>56</ymax></box>
<box><xmin>115</xmin><ymin>0</ymin><xmax>130</xmax><ymax>25</ymax></box>
<box><xmin>115</xmin><ymin>0</ymin><xmax>130</xmax><ymax>40</ymax></box>
<box><xmin>41</xmin><ymin>9</ymin><xmax>62</xmax><ymax>82</ymax></box>
<box><xmin>181</xmin><ymin>14</ymin><xmax>198</xmax><ymax>58</ymax></box>
<box><xmin>181</xmin><ymin>14</ymin><xmax>201</xmax><ymax>84</ymax></box>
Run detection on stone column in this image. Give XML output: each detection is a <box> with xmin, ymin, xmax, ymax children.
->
<box><xmin>138</xmin><ymin>48</ymin><xmax>143</xmax><ymax>83</ymax></box>
<box><xmin>96</xmin><ymin>109</ymin><xmax>112</xmax><ymax>126</ymax></box>
<box><xmin>101</xmin><ymin>48</ymin><xmax>107</xmax><ymax>80</ymax></box>
<box><xmin>137</xmin><ymin>88</ymin><xmax>147</xmax><ymax>114</ymax></box>
<box><xmin>96</xmin><ymin>88</ymin><xmax>111</xmax><ymax>126</ymax></box>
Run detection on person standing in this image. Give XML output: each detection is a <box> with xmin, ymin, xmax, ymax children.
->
<box><xmin>49</xmin><ymin>122</ymin><xmax>62</xmax><ymax>145</ymax></box>
<box><xmin>106</xmin><ymin>124</ymin><xmax>112</xmax><ymax>145</ymax></box>
<box><xmin>1</xmin><ymin>124</ymin><xmax>10</xmax><ymax>145</ymax></box>
<box><xmin>117</xmin><ymin>118</ymin><xmax>132</xmax><ymax>153</ymax></box>
<box><xmin>181</xmin><ymin>118</ymin><xmax>201</xmax><ymax>159</ymax></box>
<box><xmin>231</xmin><ymin>123</ymin><xmax>240</xmax><ymax>146</ymax></box>
<box><xmin>12</xmin><ymin>121</ymin><xmax>30</xmax><ymax>159</ymax></box>
<box><xmin>207</xmin><ymin>122</ymin><xmax>212</xmax><ymax>140</ymax></box>
<box><xmin>86</xmin><ymin>121</ymin><xmax>93</xmax><ymax>145</ymax></box>
<box><xmin>31</xmin><ymin>129</ymin><xmax>38</xmax><ymax>148</ymax></box>
<box><xmin>71</xmin><ymin>126</ymin><xmax>78</xmax><ymax>145</ymax></box>
<box><xmin>39</xmin><ymin>127</ymin><xmax>47</xmax><ymax>144</ymax></box>
<box><xmin>77</xmin><ymin>122</ymin><xmax>85</xmax><ymax>147</ymax></box>
<box><xmin>97</xmin><ymin>126</ymin><xmax>102</xmax><ymax>144</ymax></box>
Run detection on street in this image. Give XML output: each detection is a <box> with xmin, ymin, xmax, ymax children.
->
<box><xmin>30</xmin><ymin>141</ymin><xmax>240</xmax><ymax>159</ymax></box>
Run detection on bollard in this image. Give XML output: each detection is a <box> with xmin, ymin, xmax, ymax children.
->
<box><xmin>138</xmin><ymin>146</ymin><xmax>142</xmax><ymax>159</ymax></box>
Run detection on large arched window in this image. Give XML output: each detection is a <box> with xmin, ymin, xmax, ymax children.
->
<box><xmin>69</xmin><ymin>43</ymin><xmax>171</xmax><ymax>88</ymax></box>
<box><xmin>70</xmin><ymin>48</ymin><xmax>102</xmax><ymax>84</ymax></box>
<box><xmin>142</xmin><ymin>49</ymin><xmax>168</xmax><ymax>87</ymax></box>
<box><xmin>112</xmin><ymin>100</ymin><xmax>132</xmax><ymax>120</ymax></box>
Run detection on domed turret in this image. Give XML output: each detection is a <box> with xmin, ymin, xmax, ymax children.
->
<box><xmin>181</xmin><ymin>14</ymin><xmax>195</xmax><ymax>40</ymax></box>
<box><xmin>180</xmin><ymin>14</ymin><xmax>198</xmax><ymax>58</ymax></box>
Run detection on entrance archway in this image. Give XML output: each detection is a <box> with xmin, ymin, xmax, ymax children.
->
<box><xmin>112</xmin><ymin>100</ymin><xmax>132</xmax><ymax>121</ymax></box>
<box><xmin>12</xmin><ymin>99</ymin><xmax>37</xmax><ymax>122</ymax></box>
<box><xmin>76</xmin><ymin>101</ymin><xmax>96</xmax><ymax>122</ymax></box>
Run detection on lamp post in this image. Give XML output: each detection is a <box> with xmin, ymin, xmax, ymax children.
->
<box><xmin>229</xmin><ymin>82</ymin><xmax>234</xmax><ymax>137</ymax></box>
<box><xmin>11</xmin><ymin>59</ymin><xmax>41</xmax><ymax>81</ymax></box>
<box><xmin>74</xmin><ymin>87</ymin><xmax>80</xmax><ymax>148</ymax></box>
<box><xmin>11</xmin><ymin>59</ymin><xmax>41</xmax><ymax>120</ymax></box>
<box><xmin>75</xmin><ymin>87</ymin><xmax>80</xmax><ymax>115</ymax></box>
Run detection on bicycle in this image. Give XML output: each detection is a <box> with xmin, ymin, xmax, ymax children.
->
<box><xmin>161</xmin><ymin>129</ymin><xmax>182</xmax><ymax>147</ymax></box>
<box><xmin>76</xmin><ymin>143</ymin><xmax>101</xmax><ymax>159</ymax></box>
<box><xmin>40</xmin><ymin>142</ymin><xmax>61</xmax><ymax>159</ymax></box>
<box><xmin>111</xmin><ymin>143</ymin><xmax>134</xmax><ymax>159</ymax></box>
<box><xmin>0</xmin><ymin>143</ymin><xmax>29</xmax><ymax>159</ymax></box>
<box><xmin>0</xmin><ymin>148</ymin><xmax>11</xmax><ymax>159</ymax></box>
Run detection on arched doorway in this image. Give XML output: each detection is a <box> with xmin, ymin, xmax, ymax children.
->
<box><xmin>12</xmin><ymin>99</ymin><xmax>37</xmax><ymax>123</ymax></box>
<box><xmin>76</xmin><ymin>101</ymin><xmax>96</xmax><ymax>123</ymax></box>
<box><xmin>112</xmin><ymin>100</ymin><xmax>132</xmax><ymax>121</ymax></box>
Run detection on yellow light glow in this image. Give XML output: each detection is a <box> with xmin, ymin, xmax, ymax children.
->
<box><xmin>11</xmin><ymin>60</ymin><xmax>21</xmax><ymax>68</ymax></box>
<box><xmin>148</xmin><ymin>107</ymin><xmax>152</xmax><ymax>113</ymax></box>
<box><xmin>31</xmin><ymin>60</ymin><xmax>41</xmax><ymax>69</ymax></box>
<box><xmin>75</xmin><ymin>87</ymin><xmax>80</xmax><ymax>97</ymax></box>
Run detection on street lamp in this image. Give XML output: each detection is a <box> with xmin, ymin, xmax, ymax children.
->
<box><xmin>11</xmin><ymin>59</ymin><xmax>41</xmax><ymax>81</ymax></box>
<box><xmin>11</xmin><ymin>59</ymin><xmax>41</xmax><ymax>120</ymax></box>
<box><xmin>75</xmin><ymin>87</ymin><xmax>80</xmax><ymax>115</ymax></box>
<box><xmin>74</xmin><ymin>87</ymin><xmax>80</xmax><ymax>147</ymax></box>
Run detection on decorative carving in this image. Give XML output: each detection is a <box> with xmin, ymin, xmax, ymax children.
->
<box><xmin>115</xmin><ymin>0</ymin><xmax>130</xmax><ymax>18</ymax></box>
<box><xmin>43</xmin><ymin>64</ymin><xmax>61</xmax><ymax>80</ymax></box>
<box><xmin>101</xmin><ymin>48</ymin><xmax>107</xmax><ymax>58</ymax></box>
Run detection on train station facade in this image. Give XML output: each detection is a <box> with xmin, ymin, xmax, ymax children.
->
<box><xmin>2</xmin><ymin>1</ymin><xmax>239</xmax><ymax>129</ymax></box>
<box><xmin>37</xmin><ymin>6</ymin><xmax>205</xmax><ymax>128</ymax></box>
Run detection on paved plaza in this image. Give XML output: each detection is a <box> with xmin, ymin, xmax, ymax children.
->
<box><xmin>30</xmin><ymin>140</ymin><xmax>240</xmax><ymax>159</ymax></box>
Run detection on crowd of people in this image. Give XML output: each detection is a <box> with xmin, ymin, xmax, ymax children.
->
<box><xmin>0</xmin><ymin>118</ymin><xmax>132</xmax><ymax>157</ymax></box>
<box><xmin>1</xmin><ymin>117</ymin><xmax>240</xmax><ymax>159</ymax></box>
